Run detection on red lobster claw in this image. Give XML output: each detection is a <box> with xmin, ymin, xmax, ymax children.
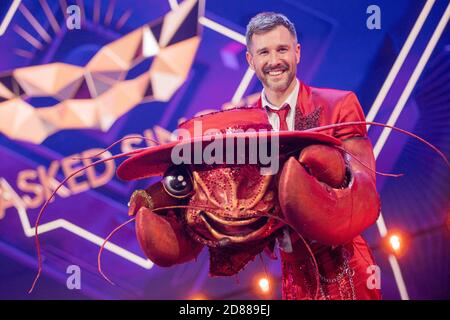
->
<box><xmin>135</xmin><ymin>207</ymin><xmax>203</xmax><ymax>267</ymax></box>
<box><xmin>130</xmin><ymin>182</ymin><xmax>203</xmax><ymax>267</ymax></box>
<box><xmin>298</xmin><ymin>144</ymin><xmax>346</xmax><ymax>188</ymax></box>
<box><xmin>278</xmin><ymin>139</ymin><xmax>380</xmax><ymax>245</ymax></box>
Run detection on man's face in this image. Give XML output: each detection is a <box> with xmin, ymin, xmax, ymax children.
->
<box><xmin>246</xmin><ymin>25</ymin><xmax>300</xmax><ymax>93</ymax></box>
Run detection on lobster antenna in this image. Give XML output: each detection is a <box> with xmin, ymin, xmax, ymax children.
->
<box><xmin>305</xmin><ymin>121</ymin><xmax>449</xmax><ymax>168</ymax></box>
<box><xmin>97</xmin><ymin>217</ymin><xmax>136</xmax><ymax>286</ymax></box>
<box><xmin>72</xmin><ymin>135</ymin><xmax>160</xmax><ymax>160</ymax></box>
<box><xmin>28</xmin><ymin>149</ymin><xmax>141</xmax><ymax>293</ymax></box>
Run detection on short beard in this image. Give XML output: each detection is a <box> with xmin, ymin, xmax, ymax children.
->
<box><xmin>260</xmin><ymin>68</ymin><xmax>295</xmax><ymax>93</ymax></box>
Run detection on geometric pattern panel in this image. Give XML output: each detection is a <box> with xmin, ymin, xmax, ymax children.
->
<box><xmin>0</xmin><ymin>0</ymin><xmax>201</xmax><ymax>143</ymax></box>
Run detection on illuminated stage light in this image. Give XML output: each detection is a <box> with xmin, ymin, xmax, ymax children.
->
<box><xmin>189</xmin><ymin>293</ymin><xmax>208</xmax><ymax>300</ymax></box>
<box><xmin>258</xmin><ymin>277</ymin><xmax>270</xmax><ymax>293</ymax></box>
<box><xmin>383</xmin><ymin>230</ymin><xmax>410</xmax><ymax>257</ymax></box>
<box><xmin>251</xmin><ymin>272</ymin><xmax>274</xmax><ymax>298</ymax></box>
<box><xmin>390</xmin><ymin>235</ymin><xmax>401</xmax><ymax>252</ymax></box>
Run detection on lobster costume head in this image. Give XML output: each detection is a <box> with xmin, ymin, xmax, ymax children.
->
<box><xmin>117</xmin><ymin>107</ymin><xmax>341</xmax><ymax>276</ymax></box>
<box><xmin>27</xmin><ymin>84</ymin><xmax>448</xmax><ymax>298</ymax></box>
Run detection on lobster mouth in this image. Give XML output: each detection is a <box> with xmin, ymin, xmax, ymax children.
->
<box><xmin>198</xmin><ymin>210</ymin><xmax>270</xmax><ymax>241</ymax></box>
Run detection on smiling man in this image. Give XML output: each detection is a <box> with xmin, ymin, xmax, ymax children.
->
<box><xmin>246</xmin><ymin>13</ymin><xmax>300</xmax><ymax>113</ymax></box>
<box><xmin>245</xmin><ymin>12</ymin><xmax>382</xmax><ymax>300</ymax></box>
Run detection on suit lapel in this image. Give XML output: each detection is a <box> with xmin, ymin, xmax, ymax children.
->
<box><xmin>294</xmin><ymin>81</ymin><xmax>322</xmax><ymax>131</ymax></box>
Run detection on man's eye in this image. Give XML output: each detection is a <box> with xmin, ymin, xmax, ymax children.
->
<box><xmin>162</xmin><ymin>166</ymin><xmax>193</xmax><ymax>198</ymax></box>
<box><xmin>259</xmin><ymin>51</ymin><xmax>268</xmax><ymax>55</ymax></box>
<box><xmin>279</xmin><ymin>48</ymin><xmax>287</xmax><ymax>53</ymax></box>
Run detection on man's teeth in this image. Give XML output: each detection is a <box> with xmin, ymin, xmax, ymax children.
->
<box><xmin>268</xmin><ymin>70</ymin><xmax>284</xmax><ymax>76</ymax></box>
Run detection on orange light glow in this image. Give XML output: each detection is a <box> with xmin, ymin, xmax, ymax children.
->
<box><xmin>258</xmin><ymin>277</ymin><xmax>270</xmax><ymax>293</ymax></box>
<box><xmin>384</xmin><ymin>230</ymin><xmax>409</xmax><ymax>257</ymax></box>
<box><xmin>189</xmin><ymin>293</ymin><xmax>208</xmax><ymax>300</ymax></box>
<box><xmin>389</xmin><ymin>234</ymin><xmax>401</xmax><ymax>251</ymax></box>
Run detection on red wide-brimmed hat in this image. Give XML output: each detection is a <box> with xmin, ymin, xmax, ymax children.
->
<box><xmin>117</xmin><ymin>107</ymin><xmax>341</xmax><ymax>180</ymax></box>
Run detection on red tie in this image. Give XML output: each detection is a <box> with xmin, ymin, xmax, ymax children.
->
<box><xmin>266</xmin><ymin>103</ymin><xmax>290</xmax><ymax>131</ymax></box>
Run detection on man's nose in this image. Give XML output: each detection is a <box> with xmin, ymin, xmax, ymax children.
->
<box><xmin>268</xmin><ymin>52</ymin><xmax>282</xmax><ymax>67</ymax></box>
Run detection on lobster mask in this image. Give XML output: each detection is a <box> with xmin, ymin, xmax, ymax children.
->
<box><xmin>28</xmin><ymin>105</ymin><xmax>448</xmax><ymax>298</ymax></box>
<box><xmin>116</xmin><ymin>107</ymin><xmax>361</xmax><ymax>276</ymax></box>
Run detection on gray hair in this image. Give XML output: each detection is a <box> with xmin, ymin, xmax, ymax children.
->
<box><xmin>246</xmin><ymin>12</ymin><xmax>297</xmax><ymax>50</ymax></box>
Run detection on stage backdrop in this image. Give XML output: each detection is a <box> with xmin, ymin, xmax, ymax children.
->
<box><xmin>0</xmin><ymin>0</ymin><xmax>448</xmax><ymax>299</ymax></box>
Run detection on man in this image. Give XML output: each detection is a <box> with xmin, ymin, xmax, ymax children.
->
<box><xmin>245</xmin><ymin>12</ymin><xmax>382</xmax><ymax>300</ymax></box>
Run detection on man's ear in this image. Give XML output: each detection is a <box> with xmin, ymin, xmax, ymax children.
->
<box><xmin>296</xmin><ymin>43</ymin><xmax>301</xmax><ymax>64</ymax></box>
<box><xmin>246</xmin><ymin>51</ymin><xmax>255</xmax><ymax>71</ymax></box>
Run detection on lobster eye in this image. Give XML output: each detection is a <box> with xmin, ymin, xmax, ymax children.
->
<box><xmin>162</xmin><ymin>166</ymin><xmax>193</xmax><ymax>198</ymax></box>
